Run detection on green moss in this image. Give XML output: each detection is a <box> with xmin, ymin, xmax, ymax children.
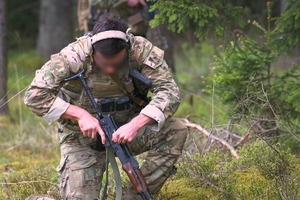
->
<box><xmin>0</xmin><ymin>149</ymin><xmax>60</xmax><ymax>199</ymax></box>
<box><xmin>158</xmin><ymin>178</ymin><xmax>216</xmax><ymax>200</ymax></box>
<box><xmin>160</xmin><ymin>140</ymin><xmax>300</xmax><ymax>199</ymax></box>
<box><xmin>232</xmin><ymin>168</ymin><xmax>276</xmax><ymax>199</ymax></box>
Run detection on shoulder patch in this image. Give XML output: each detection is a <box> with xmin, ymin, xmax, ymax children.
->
<box><xmin>143</xmin><ymin>46</ymin><xmax>164</xmax><ymax>69</ymax></box>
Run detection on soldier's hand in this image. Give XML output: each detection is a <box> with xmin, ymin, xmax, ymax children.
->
<box><xmin>78</xmin><ymin>110</ymin><xmax>106</xmax><ymax>144</ymax></box>
<box><xmin>112</xmin><ymin>114</ymin><xmax>154</xmax><ymax>144</ymax></box>
<box><xmin>128</xmin><ymin>0</ymin><xmax>146</xmax><ymax>7</ymax></box>
<box><xmin>61</xmin><ymin>104</ymin><xmax>106</xmax><ymax>143</ymax></box>
<box><xmin>112</xmin><ymin>121</ymin><xmax>140</xmax><ymax>144</ymax></box>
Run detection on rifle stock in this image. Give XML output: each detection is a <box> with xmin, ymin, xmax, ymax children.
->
<box><xmin>122</xmin><ymin>163</ymin><xmax>144</xmax><ymax>192</ymax></box>
<box><xmin>122</xmin><ymin>163</ymin><xmax>149</xmax><ymax>193</ymax></box>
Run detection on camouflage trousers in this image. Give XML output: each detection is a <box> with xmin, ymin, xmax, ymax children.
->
<box><xmin>28</xmin><ymin>117</ymin><xmax>187</xmax><ymax>200</ymax></box>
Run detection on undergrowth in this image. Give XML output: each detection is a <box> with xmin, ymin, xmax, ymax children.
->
<box><xmin>1</xmin><ymin>45</ymin><xmax>300</xmax><ymax>199</ymax></box>
<box><xmin>158</xmin><ymin>140</ymin><xmax>300</xmax><ymax>200</ymax></box>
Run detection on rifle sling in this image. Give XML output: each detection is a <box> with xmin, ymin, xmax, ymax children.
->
<box><xmin>100</xmin><ymin>147</ymin><xmax>122</xmax><ymax>200</ymax></box>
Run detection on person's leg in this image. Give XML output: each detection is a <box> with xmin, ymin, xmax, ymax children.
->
<box><xmin>124</xmin><ymin>117</ymin><xmax>188</xmax><ymax>199</ymax></box>
<box><xmin>58</xmin><ymin>142</ymin><xmax>106</xmax><ymax>200</ymax></box>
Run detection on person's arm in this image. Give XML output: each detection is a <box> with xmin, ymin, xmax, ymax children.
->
<box><xmin>139</xmin><ymin>59</ymin><xmax>180</xmax><ymax>131</ymax></box>
<box><xmin>113</xmin><ymin>37</ymin><xmax>180</xmax><ymax>143</ymax></box>
<box><xmin>61</xmin><ymin>104</ymin><xmax>106</xmax><ymax>144</ymax></box>
<box><xmin>24</xmin><ymin>35</ymin><xmax>92</xmax><ymax>124</ymax></box>
<box><xmin>132</xmin><ymin>37</ymin><xmax>181</xmax><ymax>131</ymax></box>
<box><xmin>24</xmin><ymin>59</ymin><xmax>106</xmax><ymax>141</ymax></box>
<box><xmin>24</xmin><ymin>57</ymin><xmax>72</xmax><ymax>122</ymax></box>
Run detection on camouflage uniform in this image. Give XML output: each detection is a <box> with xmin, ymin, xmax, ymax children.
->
<box><xmin>24</xmin><ymin>32</ymin><xmax>187</xmax><ymax>199</ymax></box>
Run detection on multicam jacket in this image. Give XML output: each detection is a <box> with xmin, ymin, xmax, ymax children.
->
<box><xmin>24</xmin><ymin>33</ymin><xmax>180</xmax><ymax>133</ymax></box>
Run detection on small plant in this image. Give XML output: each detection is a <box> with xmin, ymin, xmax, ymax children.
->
<box><xmin>210</xmin><ymin>1</ymin><xmax>300</xmax><ymax>142</ymax></box>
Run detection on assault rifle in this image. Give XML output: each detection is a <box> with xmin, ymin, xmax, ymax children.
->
<box><xmin>65</xmin><ymin>70</ymin><xmax>153</xmax><ymax>200</ymax></box>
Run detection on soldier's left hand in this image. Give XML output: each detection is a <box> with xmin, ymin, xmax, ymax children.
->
<box><xmin>112</xmin><ymin>121</ymin><xmax>140</xmax><ymax>144</ymax></box>
<box><xmin>112</xmin><ymin>114</ymin><xmax>154</xmax><ymax>144</ymax></box>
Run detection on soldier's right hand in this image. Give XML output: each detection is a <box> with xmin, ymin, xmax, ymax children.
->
<box><xmin>61</xmin><ymin>105</ymin><xmax>106</xmax><ymax>144</ymax></box>
<box><xmin>78</xmin><ymin>110</ymin><xmax>106</xmax><ymax>144</ymax></box>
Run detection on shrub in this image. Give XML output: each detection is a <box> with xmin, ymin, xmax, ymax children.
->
<box><xmin>160</xmin><ymin>140</ymin><xmax>300</xmax><ymax>199</ymax></box>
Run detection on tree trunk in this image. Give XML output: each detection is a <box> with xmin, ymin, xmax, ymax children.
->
<box><xmin>37</xmin><ymin>0</ymin><xmax>74</xmax><ymax>58</ymax></box>
<box><xmin>0</xmin><ymin>0</ymin><xmax>8</xmax><ymax>116</ymax></box>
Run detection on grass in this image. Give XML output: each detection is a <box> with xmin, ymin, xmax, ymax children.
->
<box><xmin>0</xmin><ymin>49</ymin><xmax>61</xmax><ymax>199</ymax></box>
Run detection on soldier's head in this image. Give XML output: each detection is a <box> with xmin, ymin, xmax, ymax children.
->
<box><xmin>91</xmin><ymin>16</ymin><xmax>129</xmax><ymax>74</ymax></box>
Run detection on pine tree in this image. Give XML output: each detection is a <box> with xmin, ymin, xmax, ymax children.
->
<box><xmin>150</xmin><ymin>0</ymin><xmax>300</xmax><ymax>137</ymax></box>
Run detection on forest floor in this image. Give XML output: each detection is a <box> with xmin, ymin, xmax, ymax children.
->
<box><xmin>1</xmin><ymin>45</ymin><xmax>300</xmax><ymax>199</ymax></box>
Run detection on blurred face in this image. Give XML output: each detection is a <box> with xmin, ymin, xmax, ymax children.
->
<box><xmin>93</xmin><ymin>48</ymin><xmax>127</xmax><ymax>74</ymax></box>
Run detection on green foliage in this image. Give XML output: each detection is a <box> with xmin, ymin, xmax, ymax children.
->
<box><xmin>211</xmin><ymin>37</ymin><xmax>274</xmax><ymax>111</ymax></box>
<box><xmin>209</xmin><ymin>2</ymin><xmax>300</xmax><ymax>128</ymax></box>
<box><xmin>150</xmin><ymin>0</ymin><xmax>245</xmax><ymax>40</ymax></box>
<box><xmin>272</xmin><ymin>0</ymin><xmax>300</xmax><ymax>51</ymax></box>
<box><xmin>272</xmin><ymin>64</ymin><xmax>300</xmax><ymax>119</ymax></box>
<box><xmin>161</xmin><ymin>140</ymin><xmax>300</xmax><ymax>199</ymax></box>
<box><xmin>150</xmin><ymin>0</ymin><xmax>300</xmax><ymax>139</ymax></box>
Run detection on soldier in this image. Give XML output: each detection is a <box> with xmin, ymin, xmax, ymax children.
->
<box><xmin>24</xmin><ymin>17</ymin><xmax>187</xmax><ymax>200</ymax></box>
<box><xmin>78</xmin><ymin>0</ymin><xmax>176</xmax><ymax>72</ymax></box>
<box><xmin>78</xmin><ymin>0</ymin><xmax>148</xmax><ymax>35</ymax></box>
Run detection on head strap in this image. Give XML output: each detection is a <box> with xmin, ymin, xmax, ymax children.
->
<box><xmin>91</xmin><ymin>30</ymin><xmax>128</xmax><ymax>45</ymax></box>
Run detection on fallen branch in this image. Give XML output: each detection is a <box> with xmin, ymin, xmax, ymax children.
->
<box><xmin>183</xmin><ymin>119</ymin><xmax>240</xmax><ymax>159</ymax></box>
<box><xmin>218</xmin><ymin>128</ymin><xmax>242</xmax><ymax>139</ymax></box>
<box><xmin>234</xmin><ymin>132</ymin><xmax>251</xmax><ymax>148</ymax></box>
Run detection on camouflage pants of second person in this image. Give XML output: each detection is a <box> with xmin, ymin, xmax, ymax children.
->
<box><xmin>27</xmin><ymin>117</ymin><xmax>187</xmax><ymax>200</ymax></box>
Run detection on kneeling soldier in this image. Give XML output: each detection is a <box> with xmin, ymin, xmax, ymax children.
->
<box><xmin>24</xmin><ymin>16</ymin><xmax>187</xmax><ymax>200</ymax></box>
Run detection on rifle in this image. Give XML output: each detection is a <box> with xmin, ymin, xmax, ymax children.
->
<box><xmin>65</xmin><ymin>70</ymin><xmax>153</xmax><ymax>200</ymax></box>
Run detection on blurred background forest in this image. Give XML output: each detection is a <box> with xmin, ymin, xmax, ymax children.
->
<box><xmin>0</xmin><ymin>0</ymin><xmax>300</xmax><ymax>199</ymax></box>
